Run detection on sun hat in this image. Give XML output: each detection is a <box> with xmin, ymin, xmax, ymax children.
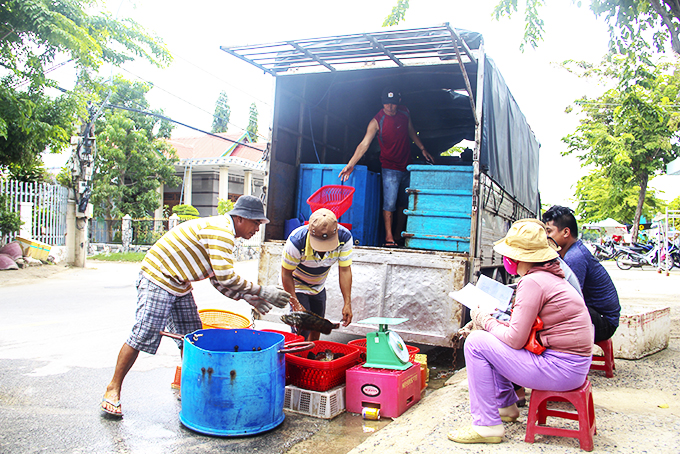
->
<box><xmin>493</xmin><ymin>219</ymin><xmax>559</xmax><ymax>262</ymax></box>
<box><xmin>381</xmin><ymin>86</ymin><xmax>401</xmax><ymax>105</ymax></box>
<box><xmin>228</xmin><ymin>195</ymin><xmax>270</xmax><ymax>224</ymax></box>
<box><xmin>308</xmin><ymin>208</ymin><xmax>339</xmax><ymax>252</ymax></box>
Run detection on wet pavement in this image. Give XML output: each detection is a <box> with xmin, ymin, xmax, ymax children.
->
<box><xmin>3</xmin><ymin>259</ymin><xmax>676</xmax><ymax>453</ymax></box>
<box><xmin>0</xmin><ymin>259</ymin><xmax>456</xmax><ymax>454</ymax></box>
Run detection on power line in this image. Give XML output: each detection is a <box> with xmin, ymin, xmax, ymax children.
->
<box><xmin>172</xmin><ymin>52</ymin><xmax>272</xmax><ymax>108</ymax></box>
<box><xmin>106</xmin><ymin>104</ymin><xmax>265</xmax><ymax>151</ymax></box>
<box><xmin>119</xmin><ymin>66</ymin><xmax>268</xmax><ymax>141</ymax></box>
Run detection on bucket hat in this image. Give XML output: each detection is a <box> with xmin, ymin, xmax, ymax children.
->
<box><xmin>308</xmin><ymin>208</ymin><xmax>339</xmax><ymax>252</ymax></box>
<box><xmin>229</xmin><ymin>195</ymin><xmax>269</xmax><ymax>224</ymax></box>
<box><xmin>493</xmin><ymin>219</ymin><xmax>558</xmax><ymax>263</ymax></box>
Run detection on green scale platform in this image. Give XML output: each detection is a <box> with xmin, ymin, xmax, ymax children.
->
<box><xmin>357</xmin><ymin>317</ymin><xmax>412</xmax><ymax>370</ymax></box>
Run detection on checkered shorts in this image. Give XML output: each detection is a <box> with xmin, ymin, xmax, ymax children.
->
<box><xmin>126</xmin><ymin>273</ymin><xmax>203</xmax><ymax>354</ymax></box>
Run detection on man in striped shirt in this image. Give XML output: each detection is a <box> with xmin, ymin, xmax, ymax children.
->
<box><xmin>101</xmin><ymin>195</ymin><xmax>290</xmax><ymax>417</ymax></box>
<box><xmin>281</xmin><ymin>208</ymin><xmax>353</xmax><ymax>341</ymax></box>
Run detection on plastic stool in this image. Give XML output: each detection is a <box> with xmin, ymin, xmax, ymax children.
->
<box><xmin>525</xmin><ymin>380</ymin><xmax>596</xmax><ymax>451</ymax></box>
<box><xmin>590</xmin><ymin>339</ymin><xmax>615</xmax><ymax>378</ymax></box>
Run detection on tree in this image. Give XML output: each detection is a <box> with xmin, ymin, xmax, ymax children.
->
<box><xmin>91</xmin><ymin>76</ymin><xmax>180</xmax><ymax>219</ymax></box>
<box><xmin>573</xmin><ymin>168</ymin><xmax>666</xmax><ymax>225</ymax></box>
<box><xmin>493</xmin><ymin>0</ymin><xmax>680</xmax><ymax>55</ymax></box>
<box><xmin>211</xmin><ymin>91</ymin><xmax>231</xmax><ymax>133</ymax></box>
<box><xmin>563</xmin><ymin>57</ymin><xmax>680</xmax><ymax>241</ymax></box>
<box><xmin>247</xmin><ymin>102</ymin><xmax>259</xmax><ymax>141</ymax></box>
<box><xmin>383</xmin><ymin>1</ymin><xmax>680</xmax><ymax>55</ymax></box>
<box><xmin>0</xmin><ymin>0</ymin><xmax>171</xmax><ymax>168</ymax></box>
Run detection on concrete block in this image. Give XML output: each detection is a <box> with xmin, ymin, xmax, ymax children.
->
<box><xmin>606</xmin><ymin>305</ymin><xmax>671</xmax><ymax>360</ymax></box>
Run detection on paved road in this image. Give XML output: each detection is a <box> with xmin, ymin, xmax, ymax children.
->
<box><xmin>1</xmin><ymin>260</ymin><xmax>679</xmax><ymax>453</ymax></box>
<box><xmin>0</xmin><ymin>260</ymin><xmax>337</xmax><ymax>454</ymax></box>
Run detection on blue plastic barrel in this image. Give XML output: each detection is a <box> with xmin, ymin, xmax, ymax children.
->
<box><xmin>179</xmin><ymin>329</ymin><xmax>286</xmax><ymax>436</ymax></box>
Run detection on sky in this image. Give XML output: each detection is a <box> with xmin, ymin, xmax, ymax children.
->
<box><xmin>46</xmin><ymin>0</ymin><xmax>680</xmax><ymax>210</ymax></box>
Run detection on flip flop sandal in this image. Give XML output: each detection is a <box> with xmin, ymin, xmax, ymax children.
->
<box><xmin>447</xmin><ymin>426</ymin><xmax>502</xmax><ymax>444</ymax></box>
<box><xmin>101</xmin><ymin>397</ymin><xmax>123</xmax><ymax>417</ymax></box>
<box><xmin>500</xmin><ymin>415</ymin><xmax>518</xmax><ymax>422</ymax></box>
<box><xmin>383</xmin><ymin>242</ymin><xmax>399</xmax><ymax>248</ymax></box>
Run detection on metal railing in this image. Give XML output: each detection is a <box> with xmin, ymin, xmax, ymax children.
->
<box><xmin>1</xmin><ymin>179</ymin><xmax>68</xmax><ymax>245</ymax></box>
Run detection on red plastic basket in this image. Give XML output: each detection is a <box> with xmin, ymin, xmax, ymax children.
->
<box><xmin>285</xmin><ymin>340</ymin><xmax>361</xmax><ymax>391</ymax></box>
<box><xmin>306</xmin><ymin>185</ymin><xmax>355</xmax><ymax>219</ymax></box>
<box><xmin>348</xmin><ymin>338</ymin><xmax>420</xmax><ymax>363</ymax></box>
<box><xmin>260</xmin><ymin>329</ymin><xmax>304</xmax><ymax>344</ymax></box>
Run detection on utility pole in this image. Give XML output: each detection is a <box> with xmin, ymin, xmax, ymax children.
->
<box><xmin>67</xmin><ymin>102</ymin><xmax>96</xmax><ymax>267</ymax></box>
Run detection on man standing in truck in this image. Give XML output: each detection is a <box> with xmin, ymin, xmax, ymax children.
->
<box><xmin>339</xmin><ymin>87</ymin><xmax>434</xmax><ymax>247</ymax></box>
<box><xmin>281</xmin><ymin>208</ymin><xmax>353</xmax><ymax>341</ymax></box>
<box><xmin>542</xmin><ymin>205</ymin><xmax>621</xmax><ymax>343</ymax></box>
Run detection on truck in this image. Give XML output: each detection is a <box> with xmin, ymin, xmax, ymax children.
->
<box><xmin>221</xmin><ymin>24</ymin><xmax>540</xmax><ymax>347</ymax></box>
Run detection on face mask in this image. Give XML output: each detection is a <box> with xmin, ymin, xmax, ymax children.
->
<box><xmin>503</xmin><ymin>256</ymin><xmax>519</xmax><ymax>276</ymax></box>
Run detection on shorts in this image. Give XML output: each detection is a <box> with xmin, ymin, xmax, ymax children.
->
<box><xmin>126</xmin><ymin>273</ymin><xmax>203</xmax><ymax>354</ymax></box>
<box><xmin>382</xmin><ymin>168</ymin><xmax>410</xmax><ymax>212</ymax></box>
<box><xmin>296</xmin><ymin>289</ymin><xmax>327</xmax><ymax>337</ymax></box>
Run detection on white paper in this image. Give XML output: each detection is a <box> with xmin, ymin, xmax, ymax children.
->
<box><xmin>448</xmin><ymin>283</ymin><xmax>503</xmax><ymax>313</ymax></box>
<box><xmin>475</xmin><ymin>275</ymin><xmax>514</xmax><ymax>313</ymax></box>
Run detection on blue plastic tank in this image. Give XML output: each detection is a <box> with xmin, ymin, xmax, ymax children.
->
<box><xmin>179</xmin><ymin>329</ymin><xmax>286</xmax><ymax>436</ymax></box>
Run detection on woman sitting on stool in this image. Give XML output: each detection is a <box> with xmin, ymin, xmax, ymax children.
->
<box><xmin>448</xmin><ymin>219</ymin><xmax>593</xmax><ymax>444</ymax></box>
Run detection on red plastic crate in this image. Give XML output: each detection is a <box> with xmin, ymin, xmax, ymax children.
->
<box><xmin>307</xmin><ymin>185</ymin><xmax>355</xmax><ymax>219</ymax></box>
<box><xmin>260</xmin><ymin>329</ymin><xmax>304</xmax><ymax>344</ymax></box>
<box><xmin>347</xmin><ymin>338</ymin><xmax>420</xmax><ymax>363</ymax></box>
<box><xmin>285</xmin><ymin>340</ymin><xmax>360</xmax><ymax>392</ymax></box>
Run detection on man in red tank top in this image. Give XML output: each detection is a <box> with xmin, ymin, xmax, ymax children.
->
<box><xmin>339</xmin><ymin>87</ymin><xmax>434</xmax><ymax>247</ymax></box>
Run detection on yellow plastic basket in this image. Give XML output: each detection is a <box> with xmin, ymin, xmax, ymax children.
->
<box><xmin>198</xmin><ymin>309</ymin><xmax>253</xmax><ymax>330</ymax></box>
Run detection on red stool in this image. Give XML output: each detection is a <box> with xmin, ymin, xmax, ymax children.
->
<box><xmin>525</xmin><ymin>380</ymin><xmax>596</xmax><ymax>451</ymax></box>
<box><xmin>590</xmin><ymin>339</ymin><xmax>615</xmax><ymax>378</ymax></box>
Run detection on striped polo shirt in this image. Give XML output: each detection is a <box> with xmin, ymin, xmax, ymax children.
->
<box><xmin>141</xmin><ymin>215</ymin><xmax>255</xmax><ymax>298</ymax></box>
<box><xmin>281</xmin><ymin>225</ymin><xmax>353</xmax><ymax>294</ymax></box>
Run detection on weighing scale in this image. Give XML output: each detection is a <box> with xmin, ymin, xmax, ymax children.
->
<box><xmin>357</xmin><ymin>317</ymin><xmax>411</xmax><ymax>370</ymax></box>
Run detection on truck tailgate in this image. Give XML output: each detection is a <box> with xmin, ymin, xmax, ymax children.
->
<box><xmin>258</xmin><ymin>242</ymin><xmax>468</xmax><ymax>347</ymax></box>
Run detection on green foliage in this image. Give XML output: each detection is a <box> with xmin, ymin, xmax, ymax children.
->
<box><xmin>172</xmin><ymin>204</ymin><xmax>200</xmax><ymax>221</ymax></box>
<box><xmin>383</xmin><ymin>0</ymin><xmax>409</xmax><ymax>27</ymax></box>
<box><xmin>573</xmin><ymin>169</ymin><xmax>665</xmax><ymax>225</ymax></box>
<box><xmin>211</xmin><ymin>91</ymin><xmax>231</xmax><ymax>133</ymax></box>
<box><xmin>6</xmin><ymin>159</ymin><xmax>53</xmax><ymax>183</ymax></box>
<box><xmin>217</xmin><ymin>198</ymin><xmax>234</xmax><ymax>215</ymax></box>
<box><xmin>90</xmin><ymin>251</ymin><xmax>146</xmax><ymax>262</ymax></box>
<box><xmin>247</xmin><ymin>102</ymin><xmax>259</xmax><ymax>140</ymax></box>
<box><xmin>0</xmin><ymin>193</ymin><xmax>23</xmax><ymax>238</ymax></box>
<box><xmin>563</xmin><ymin>57</ymin><xmax>680</xmax><ymax>240</ymax></box>
<box><xmin>92</xmin><ymin>76</ymin><xmax>180</xmax><ymax>219</ymax></box>
<box><xmin>492</xmin><ymin>0</ymin><xmax>546</xmax><ymax>52</ymax></box>
<box><xmin>490</xmin><ymin>0</ymin><xmax>680</xmax><ymax>55</ymax></box>
<box><xmin>669</xmin><ymin>196</ymin><xmax>680</xmax><ymax>211</ymax></box>
<box><xmin>0</xmin><ymin>0</ymin><xmax>171</xmax><ymax>168</ymax></box>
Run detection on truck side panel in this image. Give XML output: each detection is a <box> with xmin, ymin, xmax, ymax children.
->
<box><xmin>258</xmin><ymin>242</ymin><xmax>468</xmax><ymax>347</ymax></box>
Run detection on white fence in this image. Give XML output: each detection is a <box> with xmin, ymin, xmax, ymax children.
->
<box><xmin>1</xmin><ymin>179</ymin><xmax>69</xmax><ymax>246</ymax></box>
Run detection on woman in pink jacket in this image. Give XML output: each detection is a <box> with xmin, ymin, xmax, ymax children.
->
<box><xmin>448</xmin><ymin>219</ymin><xmax>593</xmax><ymax>444</ymax></box>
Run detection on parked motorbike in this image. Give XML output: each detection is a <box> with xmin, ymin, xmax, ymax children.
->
<box><xmin>616</xmin><ymin>242</ymin><xmax>675</xmax><ymax>271</ymax></box>
<box><xmin>592</xmin><ymin>238</ymin><xmax>622</xmax><ymax>261</ymax></box>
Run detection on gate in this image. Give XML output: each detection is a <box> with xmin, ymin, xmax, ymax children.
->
<box><xmin>1</xmin><ymin>179</ymin><xmax>69</xmax><ymax>245</ymax></box>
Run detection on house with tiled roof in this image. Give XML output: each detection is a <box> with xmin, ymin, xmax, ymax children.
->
<box><xmin>162</xmin><ymin>132</ymin><xmax>267</xmax><ymax>217</ymax></box>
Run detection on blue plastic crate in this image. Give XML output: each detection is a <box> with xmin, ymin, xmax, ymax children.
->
<box><xmin>404</xmin><ymin>165</ymin><xmax>474</xmax><ymax>252</ymax></box>
<box><xmin>295</xmin><ymin>164</ymin><xmax>380</xmax><ymax>247</ymax></box>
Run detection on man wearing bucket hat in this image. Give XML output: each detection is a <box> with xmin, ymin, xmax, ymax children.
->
<box><xmin>101</xmin><ymin>195</ymin><xmax>291</xmax><ymax>417</ymax></box>
<box><xmin>339</xmin><ymin>86</ymin><xmax>434</xmax><ymax>247</ymax></box>
<box><xmin>448</xmin><ymin>219</ymin><xmax>593</xmax><ymax>445</ymax></box>
<box><xmin>281</xmin><ymin>208</ymin><xmax>353</xmax><ymax>341</ymax></box>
